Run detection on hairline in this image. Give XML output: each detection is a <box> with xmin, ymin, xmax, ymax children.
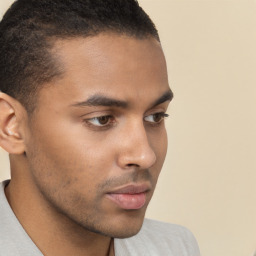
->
<box><xmin>27</xmin><ymin>31</ymin><xmax>161</xmax><ymax>117</ymax></box>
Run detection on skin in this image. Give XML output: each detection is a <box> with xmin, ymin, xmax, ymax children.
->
<box><xmin>0</xmin><ymin>34</ymin><xmax>172</xmax><ymax>256</ymax></box>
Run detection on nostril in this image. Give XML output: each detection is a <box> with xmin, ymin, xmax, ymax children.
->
<box><xmin>126</xmin><ymin>163</ymin><xmax>139</xmax><ymax>167</ymax></box>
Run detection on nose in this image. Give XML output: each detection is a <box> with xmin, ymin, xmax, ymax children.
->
<box><xmin>117</xmin><ymin>121</ymin><xmax>157</xmax><ymax>170</ymax></box>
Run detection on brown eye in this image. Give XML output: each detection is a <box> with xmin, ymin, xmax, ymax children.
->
<box><xmin>98</xmin><ymin>116</ymin><xmax>110</xmax><ymax>125</ymax></box>
<box><xmin>144</xmin><ymin>112</ymin><xmax>169</xmax><ymax>124</ymax></box>
<box><xmin>86</xmin><ymin>115</ymin><xmax>113</xmax><ymax>127</ymax></box>
<box><xmin>153</xmin><ymin>113</ymin><xmax>163</xmax><ymax>123</ymax></box>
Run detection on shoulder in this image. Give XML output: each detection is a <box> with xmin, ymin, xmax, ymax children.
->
<box><xmin>115</xmin><ymin>219</ymin><xmax>200</xmax><ymax>256</ymax></box>
<box><xmin>142</xmin><ymin>218</ymin><xmax>198</xmax><ymax>244</ymax></box>
<box><xmin>0</xmin><ymin>180</ymin><xmax>43</xmax><ymax>256</ymax></box>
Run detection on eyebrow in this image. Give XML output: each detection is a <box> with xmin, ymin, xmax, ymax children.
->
<box><xmin>151</xmin><ymin>90</ymin><xmax>173</xmax><ymax>107</ymax></box>
<box><xmin>71</xmin><ymin>94</ymin><xmax>128</xmax><ymax>108</ymax></box>
<box><xmin>71</xmin><ymin>89</ymin><xmax>173</xmax><ymax>109</ymax></box>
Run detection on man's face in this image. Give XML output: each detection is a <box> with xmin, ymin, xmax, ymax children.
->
<box><xmin>24</xmin><ymin>34</ymin><xmax>171</xmax><ymax>238</ymax></box>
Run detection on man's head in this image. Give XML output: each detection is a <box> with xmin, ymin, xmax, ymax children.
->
<box><xmin>0</xmin><ymin>0</ymin><xmax>172</xmax><ymax>239</ymax></box>
<box><xmin>0</xmin><ymin>0</ymin><xmax>159</xmax><ymax>113</ymax></box>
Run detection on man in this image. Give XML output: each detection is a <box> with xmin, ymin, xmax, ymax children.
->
<box><xmin>0</xmin><ymin>0</ymin><xmax>200</xmax><ymax>255</ymax></box>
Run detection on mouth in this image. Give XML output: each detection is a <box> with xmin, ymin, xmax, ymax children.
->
<box><xmin>106</xmin><ymin>184</ymin><xmax>151</xmax><ymax>210</ymax></box>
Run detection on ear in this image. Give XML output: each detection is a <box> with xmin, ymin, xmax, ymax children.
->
<box><xmin>0</xmin><ymin>92</ymin><xmax>26</xmax><ymax>154</ymax></box>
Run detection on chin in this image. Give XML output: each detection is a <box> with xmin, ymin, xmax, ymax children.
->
<box><xmin>103</xmin><ymin>213</ymin><xmax>145</xmax><ymax>239</ymax></box>
<box><xmin>99</xmin><ymin>225</ymin><xmax>143</xmax><ymax>239</ymax></box>
<box><xmin>78</xmin><ymin>212</ymin><xmax>145</xmax><ymax>239</ymax></box>
<box><xmin>111</xmin><ymin>228</ymin><xmax>142</xmax><ymax>239</ymax></box>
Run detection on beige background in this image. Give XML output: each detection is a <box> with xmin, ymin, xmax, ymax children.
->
<box><xmin>0</xmin><ymin>0</ymin><xmax>256</xmax><ymax>255</ymax></box>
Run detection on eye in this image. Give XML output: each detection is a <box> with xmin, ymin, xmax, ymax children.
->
<box><xmin>144</xmin><ymin>112</ymin><xmax>169</xmax><ymax>124</ymax></box>
<box><xmin>85</xmin><ymin>115</ymin><xmax>114</xmax><ymax>127</ymax></box>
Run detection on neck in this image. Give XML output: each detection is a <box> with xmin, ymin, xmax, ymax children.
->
<box><xmin>5</xmin><ymin>165</ymin><xmax>114</xmax><ymax>256</ymax></box>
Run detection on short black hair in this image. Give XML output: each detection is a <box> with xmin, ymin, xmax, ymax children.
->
<box><xmin>0</xmin><ymin>0</ymin><xmax>159</xmax><ymax>112</ymax></box>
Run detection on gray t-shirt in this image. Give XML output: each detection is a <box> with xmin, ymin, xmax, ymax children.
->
<box><xmin>0</xmin><ymin>180</ymin><xmax>200</xmax><ymax>255</ymax></box>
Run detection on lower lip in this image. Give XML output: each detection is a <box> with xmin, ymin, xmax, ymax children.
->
<box><xmin>107</xmin><ymin>193</ymin><xmax>147</xmax><ymax>210</ymax></box>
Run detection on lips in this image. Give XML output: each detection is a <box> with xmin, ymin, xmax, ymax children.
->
<box><xmin>106</xmin><ymin>184</ymin><xmax>151</xmax><ymax>210</ymax></box>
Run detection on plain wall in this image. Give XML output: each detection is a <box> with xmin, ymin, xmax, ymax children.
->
<box><xmin>0</xmin><ymin>1</ymin><xmax>256</xmax><ymax>256</ymax></box>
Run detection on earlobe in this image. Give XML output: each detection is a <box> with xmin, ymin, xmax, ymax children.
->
<box><xmin>0</xmin><ymin>92</ymin><xmax>26</xmax><ymax>154</ymax></box>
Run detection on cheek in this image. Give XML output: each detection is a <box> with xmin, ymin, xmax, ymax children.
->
<box><xmin>26</xmin><ymin>119</ymin><xmax>119</xmax><ymax>190</ymax></box>
<box><xmin>151</xmin><ymin>127</ymin><xmax>168</xmax><ymax>162</ymax></box>
<box><xmin>25</xmin><ymin>133</ymin><xmax>114</xmax><ymax>216</ymax></box>
<box><xmin>147</xmin><ymin>128</ymin><xmax>168</xmax><ymax>181</ymax></box>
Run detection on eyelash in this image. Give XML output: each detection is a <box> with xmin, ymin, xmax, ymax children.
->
<box><xmin>83</xmin><ymin>112</ymin><xmax>169</xmax><ymax>130</ymax></box>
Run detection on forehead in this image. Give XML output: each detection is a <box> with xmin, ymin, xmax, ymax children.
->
<box><xmin>38</xmin><ymin>34</ymin><xmax>169</xmax><ymax>109</ymax></box>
